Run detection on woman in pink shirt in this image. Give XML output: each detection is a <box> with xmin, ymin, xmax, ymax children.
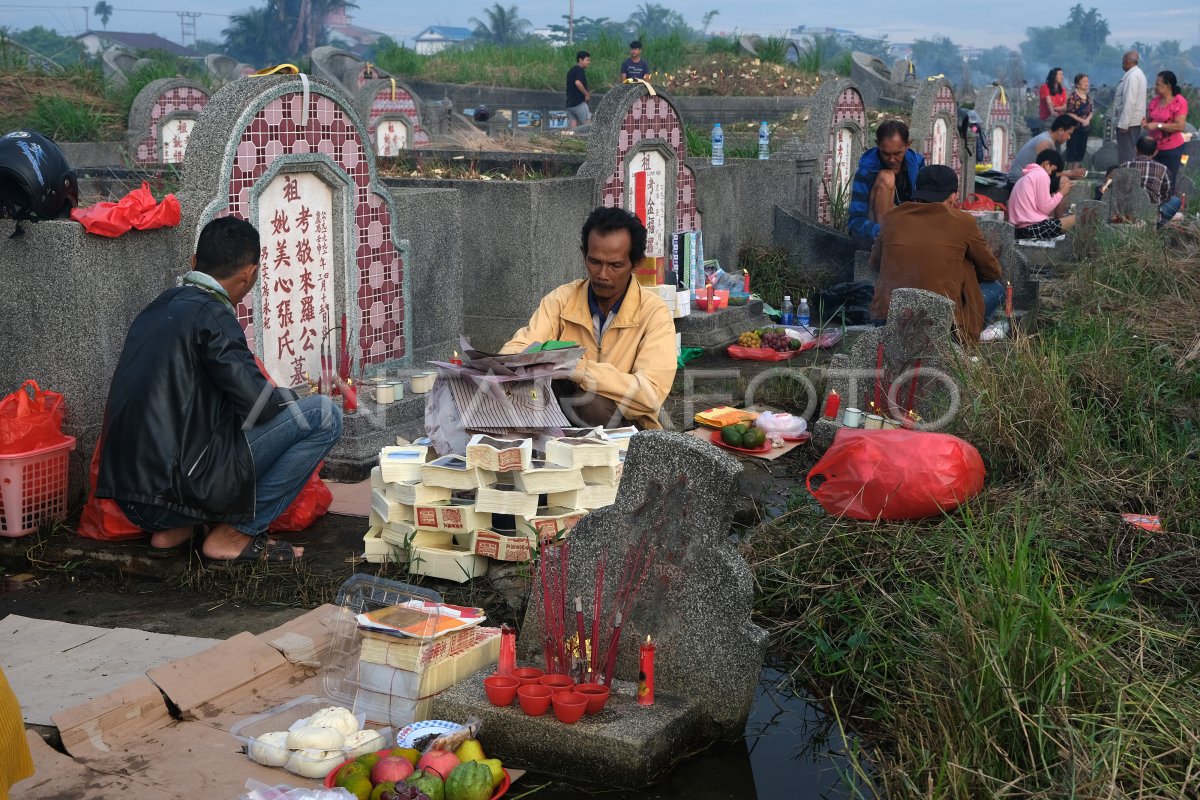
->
<box><xmin>1142</xmin><ymin>70</ymin><xmax>1189</xmax><ymax>194</ymax></box>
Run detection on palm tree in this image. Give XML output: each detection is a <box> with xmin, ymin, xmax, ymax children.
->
<box><xmin>469</xmin><ymin>3</ymin><xmax>531</xmax><ymax>46</ymax></box>
<box><xmin>222</xmin><ymin>7</ymin><xmax>279</xmax><ymax>64</ymax></box>
<box><xmin>626</xmin><ymin>2</ymin><xmax>690</xmax><ymax>39</ymax></box>
<box><xmin>93</xmin><ymin>1</ymin><xmax>113</xmax><ymax>30</ymax></box>
<box><xmin>222</xmin><ymin>0</ymin><xmax>356</xmax><ymax>64</ymax></box>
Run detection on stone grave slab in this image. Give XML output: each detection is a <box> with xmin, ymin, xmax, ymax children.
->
<box><xmin>978</xmin><ymin>219</ymin><xmax>1037</xmax><ymax>310</ymax></box>
<box><xmin>354</xmin><ymin>78</ymin><xmax>430</xmax><ymax>155</ymax></box>
<box><xmin>1105</xmin><ymin>166</ymin><xmax>1158</xmax><ymax>225</ymax></box>
<box><xmin>812</xmin><ymin>288</ymin><xmax>960</xmax><ymax>449</ymax></box>
<box><xmin>801</xmin><ymin>78</ymin><xmax>867</xmax><ymax>228</ymax></box>
<box><xmin>978</xmin><ymin>86</ymin><xmax>1017</xmax><ymax>175</ymax></box>
<box><xmin>517</xmin><ymin>431</ymin><xmax>766</xmax><ymax>741</ymax></box>
<box><xmin>431</xmin><ymin>668</ymin><xmax>701</xmax><ymax>788</ymax></box>
<box><xmin>125</xmin><ymin>77</ymin><xmax>209</xmax><ymax>165</ymax></box>
<box><xmin>912</xmin><ymin>78</ymin><xmax>964</xmax><ymax>196</ymax></box>
<box><xmin>676</xmin><ymin>299</ymin><xmax>769</xmax><ymax>351</ymax></box>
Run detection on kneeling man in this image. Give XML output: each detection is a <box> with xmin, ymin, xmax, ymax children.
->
<box><xmin>868</xmin><ymin>165</ymin><xmax>1004</xmax><ymax>342</ymax></box>
<box><xmin>502</xmin><ymin>207</ymin><xmax>677</xmax><ymax>429</ymax></box>
<box><xmin>96</xmin><ymin>217</ymin><xmax>342</xmax><ymax>563</ymax></box>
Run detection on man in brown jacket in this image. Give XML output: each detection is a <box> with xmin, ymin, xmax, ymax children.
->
<box><xmin>868</xmin><ymin>165</ymin><xmax>1005</xmax><ymax>342</ymax></box>
<box><xmin>501</xmin><ymin>207</ymin><xmax>677</xmax><ymax>429</ymax></box>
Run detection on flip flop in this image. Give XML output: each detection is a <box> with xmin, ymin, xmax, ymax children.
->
<box><xmin>146</xmin><ymin>524</ymin><xmax>207</xmax><ymax>559</ymax></box>
<box><xmin>202</xmin><ymin>533</ymin><xmax>307</xmax><ymax>567</ymax></box>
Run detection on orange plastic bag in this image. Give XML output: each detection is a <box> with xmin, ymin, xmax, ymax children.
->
<box><xmin>268</xmin><ymin>465</ymin><xmax>333</xmax><ymax>532</ymax></box>
<box><xmin>77</xmin><ymin>434</ymin><xmax>143</xmax><ymax>541</ymax></box>
<box><xmin>807</xmin><ymin>429</ymin><xmax>985</xmax><ymax>520</ymax></box>
<box><xmin>0</xmin><ymin>380</ymin><xmax>67</xmax><ymax>454</ymax></box>
<box><xmin>71</xmin><ymin>182</ymin><xmax>181</xmax><ymax>237</ymax></box>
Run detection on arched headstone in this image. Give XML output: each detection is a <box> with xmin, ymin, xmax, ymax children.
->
<box><xmin>978</xmin><ymin>85</ymin><xmax>1016</xmax><ymax>173</ymax></box>
<box><xmin>312</xmin><ymin>46</ymin><xmax>390</xmax><ymax>95</ymax></box>
<box><xmin>179</xmin><ymin>74</ymin><xmax>410</xmax><ymax>387</ymax></box>
<box><xmin>354</xmin><ymin>78</ymin><xmax>430</xmax><ymax>156</ymax></box>
<box><xmin>801</xmin><ymin>78</ymin><xmax>867</xmax><ymax>227</ymax></box>
<box><xmin>578</xmin><ymin>83</ymin><xmax>701</xmax><ymax>287</ymax></box>
<box><xmin>126</xmin><ymin>77</ymin><xmax>210</xmax><ymax>165</ymax></box>
<box><xmin>205</xmin><ymin>53</ymin><xmax>256</xmax><ymax>87</ymax></box>
<box><xmin>100</xmin><ymin>48</ymin><xmax>136</xmax><ymax>87</ymax></box>
<box><xmin>912</xmin><ymin>78</ymin><xmax>963</xmax><ymax>188</ymax></box>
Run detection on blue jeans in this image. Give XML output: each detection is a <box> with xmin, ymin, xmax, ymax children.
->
<box><xmin>119</xmin><ymin>395</ymin><xmax>342</xmax><ymax>535</ymax></box>
<box><xmin>979</xmin><ymin>280</ymin><xmax>1005</xmax><ymax>322</ymax></box>
<box><xmin>1158</xmin><ymin>196</ymin><xmax>1182</xmax><ymax>226</ymax></box>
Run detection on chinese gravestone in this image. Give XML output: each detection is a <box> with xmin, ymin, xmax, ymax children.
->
<box><xmin>353</xmin><ymin>78</ymin><xmax>431</xmax><ymax>156</ymax></box>
<box><xmin>126</xmin><ymin>78</ymin><xmax>210</xmax><ymax>166</ymax></box>
<box><xmin>912</xmin><ymin>78</ymin><xmax>963</xmax><ymax>194</ymax></box>
<box><xmin>978</xmin><ymin>85</ymin><xmax>1017</xmax><ymax>174</ymax></box>
<box><xmin>179</xmin><ymin>73</ymin><xmax>411</xmax><ymax>389</ymax></box>
<box><xmin>801</xmin><ymin>77</ymin><xmax>867</xmax><ymax>228</ymax></box>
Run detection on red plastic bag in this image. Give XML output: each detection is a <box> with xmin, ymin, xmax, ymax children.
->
<box><xmin>806</xmin><ymin>429</ymin><xmax>985</xmax><ymax>520</ymax></box>
<box><xmin>268</xmin><ymin>466</ymin><xmax>333</xmax><ymax>532</ymax></box>
<box><xmin>77</xmin><ymin>434</ymin><xmax>143</xmax><ymax>541</ymax></box>
<box><xmin>71</xmin><ymin>182</ymin><xmax>181</xmax><ymax>237</ymax></box>
<box><xmin>726</xmin><ymin>344</ymin><xmax>806</xmax><ymax>361</ymax></box>
<box><xmin>0</xmin><ymin>380</ymin><xmax>67</xmax><ymax>454</ymax></box>
<box><xmin>961</xmin><ymin>193</ymin><xmax>1005</xmax><ymax>214</ymax></box>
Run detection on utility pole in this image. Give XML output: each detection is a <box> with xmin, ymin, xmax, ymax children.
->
<box><xmin>568</xmin><ymin>0</ymin><xmax>574</xmax><ymax>45</ymax></box>
<box><xmin>178</xmin><ymin>11</ymin><xmax>200</xmax><ymax>47</ymax></box>
<box><xmin>82</xmin><ymin>5</ymin><xmax>90</xmax><ymax>32</ymax></box>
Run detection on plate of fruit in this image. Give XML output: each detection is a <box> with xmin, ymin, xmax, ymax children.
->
<box><xmin>325</xmin><ymin>744</ymin><xmax>509</xmax><ymax>800</ymax></box>
<box><xmin>710</xmin><ymin>425</ymin><xmax>770</xmax><ymax>454</ymax></box>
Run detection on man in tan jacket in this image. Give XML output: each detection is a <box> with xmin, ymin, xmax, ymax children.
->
<box><xmin>868</xmin><ymin>165</ymin><xmax>1004</xmax><ymax>342</ymax></box>
<box><xmin>502</xmin><ymin>207</ymin><xmax>677</xmax><ymax>429</ymax></box>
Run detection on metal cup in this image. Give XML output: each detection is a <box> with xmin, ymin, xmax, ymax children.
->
<box><xmin>841</xmin><ymin>407</ymin><xmax>863</xmax><ymax>428</ymax></box>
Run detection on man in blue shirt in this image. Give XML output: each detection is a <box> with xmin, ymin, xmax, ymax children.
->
<box><xmin>848</xmin><ymin>120</ymin><xmax>925</xmax><ymax>249</ymax></box>
<box><xmin>566</xmin><ymin>51</ymin><xmax>592</xmax><ymax>128</ymax></box>
<box><xmin>621</xmin><ymin>41</ymin><xmax>650</xmax><ymax>81</ymax></box>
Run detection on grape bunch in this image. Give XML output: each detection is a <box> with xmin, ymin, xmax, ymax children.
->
<box><xmin>380</xmin><ymin>786</ymin><xmax>430</xmax><ymax>800</ymax></box>
<box><xmin>738</xmin><ymin>330</ymin><xmax>762</xmax><ymax>348</ymax></box>
<box><xmin>759</xmin><ymin>328</ymin><xmax>791</xmax><ymax>352</ymax></box>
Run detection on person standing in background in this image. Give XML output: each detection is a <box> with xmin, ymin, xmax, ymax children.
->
<box><xmin>565</xmin><ymin>51</ymin><xmax>592</xmax><ymax>128</ymax></box>
<box><xmin>1063</xmin><ymin>73</ymin><xmax>1093</xmax><ymax>172</ymax></box>
<box><xmin>1142</xmin><ymin>70</ymin><xmax>1189</xmax><ymax>195</ymax></box>
<box><xmin>1113</xmin><ymin>50</ymin><xmax>1147</xmax><ymax>165</ymax></box>
<box><xmin>1037</xmin><ymin>67</ymin><xmax>1067</xmax><ymax>132</ymax></box>
<box><xmin>621</xmin><ymin>40</ymin><xmax>651</xmax><ymax>81</ymax></box>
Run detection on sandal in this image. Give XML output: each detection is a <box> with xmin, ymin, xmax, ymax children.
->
<box><xmin>202</xmin><ymin>533</ymin><xmax>306</xmax><ymax>566</ymax></box>
<box><xmin>146</xmin><ymin>524</ymin><xmax>207</xmax><ymax>558</ymax></box>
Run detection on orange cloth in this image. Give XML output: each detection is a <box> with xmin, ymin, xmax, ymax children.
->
<box><xmin>0</xmin><ymin>667</ymin><xmax>33</xmax><ymax>799</ymax></box>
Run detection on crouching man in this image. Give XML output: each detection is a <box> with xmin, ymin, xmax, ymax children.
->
<box><xmin>96</xmin><ymin>217</ymin><xmax>342</xmax><ymax>563</ymax></box>
<box><xmin>501</xmin><ymin>207</ymin><xmax>677</xmax><ymax>429</ymax></box>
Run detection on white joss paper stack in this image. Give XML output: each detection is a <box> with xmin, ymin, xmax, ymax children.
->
<box><xmin>420</xmin><ymin>455</ymin><xmax>496</xmax><ymax>491</ymax></box>
<box><xmin>512</xmin><ymin>460</ymin><xmax>585</xmax><ymax>494</ymax></box>
<box><xmin>464</xmin><ymin>434</ymin><xmax>533</xmax><ymax>473</ymax></box>
<box><xmin>379</xmin><ymin>445</ymin><xmax>428</xmax><ymax>483</ymax></box>
<box><xmin>474</xmin><ymin>485</ymin><xmax>541</xmax><ymax>518</ymax></box>
<box><xmin>544</xmin><ymin>437</ymin><xmax>622</xmax><ymax>468</ymax></box>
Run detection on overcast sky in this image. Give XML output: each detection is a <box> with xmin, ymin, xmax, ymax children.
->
<box><xmin>2</xmin><ymin>0</ymin><xmax>1197</xmax><ymax>50</ymax></box>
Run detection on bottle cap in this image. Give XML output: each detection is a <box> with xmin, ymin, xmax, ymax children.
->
<box><xmin>783</xmin><ymin>295</ymin><xmax>791</xmax><ymax>301</ymax></box>
<box><xmin>800</xmin><ymin>297</ymin><xmax>807</xmax><ymax>302</ymax></box>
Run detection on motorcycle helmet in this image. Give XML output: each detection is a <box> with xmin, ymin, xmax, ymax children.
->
<box><xmin>0</xmin><ymin>130</ymin><xmax>79</xmax><ymax>222</ymax></box>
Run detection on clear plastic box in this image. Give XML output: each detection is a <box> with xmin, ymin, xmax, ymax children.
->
<box><xmin>230</xmin><ymin>574</ymin><xmax>444</xmax><ymax>750</ymax></box>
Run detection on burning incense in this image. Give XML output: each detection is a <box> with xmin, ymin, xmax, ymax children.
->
<box><xmin>574</xmin><ymin>596</ymin><xmax>588</xmax><ymax>675</ymax></box>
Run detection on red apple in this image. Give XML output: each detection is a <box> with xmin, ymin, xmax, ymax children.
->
<box><xmin>416</xmin><ymin>749</ymin><xmax>459</xmax><ymax>779</ymax></box>
<box><xmin>371</xmin><ymin>756</ymin><xmax>414</xmax><ymax>784</ymax></box>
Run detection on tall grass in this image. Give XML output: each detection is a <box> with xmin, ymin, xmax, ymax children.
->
<box><xmin>26</xmin><ymin>95</ymin><xmax>117</xmax><ymax>140</ymax></box>
<box><xmin>745</xmin><ymin>226</ymin><xmax>1200</xmax><ymax>797</ymax></box>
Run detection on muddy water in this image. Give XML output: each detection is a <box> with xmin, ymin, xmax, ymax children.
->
<box><xmin>521</xmin><ymin>667</ymin><xmax>867</xmax><ymax>799</ymax></box>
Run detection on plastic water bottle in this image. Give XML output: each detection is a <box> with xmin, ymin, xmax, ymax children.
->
<box><xmin>780</xmin><ymin>295</ymin><xmax>794</xmax><ymax>325</ymax></box>
<box><xmin>797</xmin><ymin>297</ymin><xmax>810</xmax><ymax>328</ymax></box>
<box><xmin>711</xmin><ymin>123</ymin><xmax>724</xmax><ymax>166</ymax></box>
<box><xmin>758</xmin><ymin>121</ymin><xmax>770</xmax><ymax>160</ymax></box>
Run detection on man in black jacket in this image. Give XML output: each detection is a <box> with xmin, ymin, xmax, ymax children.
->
<box><xmin>96</xmin><ymin>217</ymin><xmax>342</xmax><ymax>562</ymax></box>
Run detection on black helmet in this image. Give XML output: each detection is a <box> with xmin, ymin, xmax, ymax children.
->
<box><xmin>0</xmin><ymin>130</ymin><xmax>79</xmax><ymax>222</ymax></box>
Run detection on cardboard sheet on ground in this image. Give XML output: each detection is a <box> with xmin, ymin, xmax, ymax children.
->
<box><xmin>0</xmin><ymin>615</ymin><xmax>219</xmax><ymax>726</ymax></box>
<box><xmin>11</xmin><ymin>606</ymin><xmax>341</xmax><ymax>799</ymax></box>
<box><xmin>685</xmin><ymin>425</ymin><xmax>805</xmax><ymax>461</ymax></box>
<box><xmin>325</xmin><ymin>477</ymin><xmax>370</xmax><ymax>517</ymax></box>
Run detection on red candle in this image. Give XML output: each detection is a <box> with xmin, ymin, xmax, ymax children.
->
<box><xmin>340</xmin><ymin>379</ymin><xmax>357</xmax><ymax>413</ymax></box>
<box><xmin>823</xmin><ymin>390</ymin><xmax>841</xmax><ymax>419</ymax></box>
<box><xmin>450</xmin><ymin>350</ymin><xmax>463</xmax><ymax>366</ymax></box>
<box><xmin>742</xmin><ymin>270</ymin><xmax>751</xmax><ymax>293</ymax></box>
<box><xmin>638</xmin><ymin>635</ymin><xmax>655</xmax><ymax>706</ymax></box>
<box><xmin>1004</xmin><ymin>281</ymin><xmax>1013</xmax><ymax>317</ymax></box>
<box><xmin>497</xmin><ymin>624</ymin><xmax>516</xmax><ymax>677</ymax></box>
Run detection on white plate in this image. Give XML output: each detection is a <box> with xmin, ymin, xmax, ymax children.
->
<box><xmin>395</xmin><ymin>719</ymin><xmax>463</xmax><ymax>748</ymax></box>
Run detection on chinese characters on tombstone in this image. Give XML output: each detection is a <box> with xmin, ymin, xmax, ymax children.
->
<box><xmin>931</xmin><ymin>118</ymin><xmax>948</xmax><ymax>165</ymax></box>
<box><xmin>256</xmin><ymin>172</ymin><xmax>337</xmax><ymax>387</ymax></box>
<box><xmin>628</xmin><ymin>149</ymin><xmax>666</xmax><ymax>265</ymax></box>
<box><xmin>376</xmin><ymin>120</ymin><xmax>408</xmax><ymax>157</ymax></box>
<box><xmin>160</xmin><ymin>118</ymin><xmax>194</xmax><ymax>164</ymax></box>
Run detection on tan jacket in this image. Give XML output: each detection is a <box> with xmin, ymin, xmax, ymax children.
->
<box><xmin>501</xmin><ymin>279</ymin><xmax>677</xmax><ymax>429</ymax></box>
<box><xmin>868</xmin><ymin>202</ymin><xmax>1003</xmax><ymax>341</ymax></box>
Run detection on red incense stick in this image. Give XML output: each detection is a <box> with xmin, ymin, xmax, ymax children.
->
<box><xmin>905</xmin><ymin>358</ymin><xmax>922</xmax><ymax>414</ymax></box>
<box><xmin>601</xmin><ymin>609</ymin><xmax>623</xmax><ymax>685</ymax></box>
<box><xmin>874</xmin><ymin>342</ymin><xmax>883</xmax><ymax>410</ymax></box>
<box><xmin>574</xmin><ymin>596</ymin><xmax>588</xmax><ymax>673</ymax></box>
<box><xmin>589</xmin><ymin>552</ymin><xmax>605</xmax><ymax>680</ymax></box>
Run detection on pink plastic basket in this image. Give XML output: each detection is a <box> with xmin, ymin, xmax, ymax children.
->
<box><xmin>0</xmin><ymin>436</ymin><xmax>76</xmax><ymax>538</ymax></box>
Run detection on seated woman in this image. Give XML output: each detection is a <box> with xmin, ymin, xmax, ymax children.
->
<box><xmin>1009</xmin><ymin>149</ymin><xmax>1076</xmax><ymax>240</ymax></box>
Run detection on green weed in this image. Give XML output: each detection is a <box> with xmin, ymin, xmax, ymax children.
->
<box><xmin>26</xmin><ymin>95</ymin><xmax>117</xmax><ymax>140</ymax></box>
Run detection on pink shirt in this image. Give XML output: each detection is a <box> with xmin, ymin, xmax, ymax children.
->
<box><xmin>1008</xmin><ymin>164</ymin><xmax>1063</xmax><ymax>227</ymax></box>
<box><xmin>1147</xmin><ymin>94</ymin><xmax>1188</xmax><ymax>151</ymax></box>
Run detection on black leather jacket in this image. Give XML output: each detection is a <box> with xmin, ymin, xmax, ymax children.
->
<box><xmin>96</xmin><ymin>286</ymin><xmax>297</xmax><ymax>520</ymax></box>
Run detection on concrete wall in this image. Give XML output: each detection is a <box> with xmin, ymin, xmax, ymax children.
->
<box><xmin>390</xmin><ymin>187</ymin><xmax>464</xmax><ymax>365</ymax></box>
<box><xmin>0</xmin><ymin>219</ymin><xmax>184</xmax><ymax>501</ymax></box>
<box><xmin>689</xmin><ymin>158</ymin><xmax>797</xmax><ymax>271</ymax></box>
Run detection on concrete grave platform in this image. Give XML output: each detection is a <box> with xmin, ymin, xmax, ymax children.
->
<box><xmin>676</xmin><ymin>299</ymin><xmax>770</xmax><ymax>351</ymax></box>
<box><xmin>430</xmin><ymin>667</ymin><xmax>703</xmax><ymax>788</ymax></box>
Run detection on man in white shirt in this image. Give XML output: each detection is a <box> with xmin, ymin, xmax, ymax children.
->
<box><xmin>1112</xmin><ymin>50</ymin><xmax>1147</xmax><ymax>165</ymax></box>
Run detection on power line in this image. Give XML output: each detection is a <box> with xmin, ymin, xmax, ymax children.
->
<box><xmin>0</xmin><ymin>4</ymin><xmax>229</xmax><ymax>17</ymax></box>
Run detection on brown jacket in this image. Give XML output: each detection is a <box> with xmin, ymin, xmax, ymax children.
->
<box><xmin>867</xmin><ymin>202</ymin><xmax>1003</xmax><ymax>341</ymax></box>
<box><xmin>501</xmin><ymin>279</ymin><xmax>677</xmax><ymax>429</ymax></box>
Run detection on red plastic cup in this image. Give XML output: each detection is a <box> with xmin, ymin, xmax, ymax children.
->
<box><xmin>517</xmin><ymin>684</ymin><xmax>553</xmax><ymax>716</ymax></box>
<box><xmin>574</xmin><ymin>682</ymin><xmax>611</xmax><ymax>714</ymax></box>
<box><xmin>539</xmin><ymin>674</ymin><xmax>576</xmax><ymax>693</ymax></box>
<box><xmin>551</xmin><ymin>690</ymin><xmax>587</xmax><ymax>724</ymax></box>
<box><xmin>483</xmin><ymin>675</ymin><xmax>519</xmax><ymax>706</ymax></box>
<box><xmin>511</xmin><ymin>667</ymin><xmax>545</xmax><ymax>687</ymax></box>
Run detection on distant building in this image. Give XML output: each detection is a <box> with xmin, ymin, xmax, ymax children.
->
<box><xmin>325</xmin><ymin>9</ymin><xmax>386</xmax><ymax>56</ymax></box>
<box><xmin>76</xmin><ymin>31</ymin><xmax>198</xmax><ymax>58</ymax></box>
<box><xmin>413</xmin><ymin>26</ymin><xmax>472</xmax><ymax>55</ymax></box>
